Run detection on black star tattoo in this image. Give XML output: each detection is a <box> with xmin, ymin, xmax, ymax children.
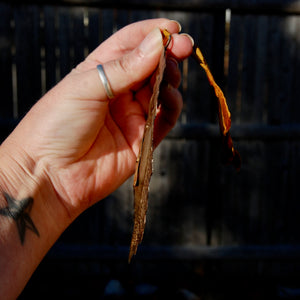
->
<box><xmin>0</xmin><ymin>192</ymin><xmax>40</xmax><ymax>244</ymax></box>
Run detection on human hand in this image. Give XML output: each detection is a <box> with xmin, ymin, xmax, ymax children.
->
<box><xmin>1</xmin><ymin>19</ymin><xmax>193</xmax><ymax>221</ymax></box>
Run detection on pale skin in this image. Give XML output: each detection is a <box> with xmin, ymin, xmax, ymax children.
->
<box><xmin>0</xmin><ymin>18</ymin><xmax>193</xmax><ymax>299</ymax></box>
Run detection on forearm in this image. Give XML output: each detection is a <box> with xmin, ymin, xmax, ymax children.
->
<box><xmin>0</xmin><ymin>138</ymin><xmax>69</xmax><ymax>299</ymax></box>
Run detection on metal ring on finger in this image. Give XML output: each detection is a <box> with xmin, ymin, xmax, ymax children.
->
<box><xmin>97</xmin><ymin>64</ymin><xmax>115</xmax><ymax>99</ymax></box>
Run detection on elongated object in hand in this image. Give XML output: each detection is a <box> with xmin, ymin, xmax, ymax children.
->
<box><xmin>129</xmin><ymin>30</ymin><xmax>171</xmax><ymax>263</ymax></box>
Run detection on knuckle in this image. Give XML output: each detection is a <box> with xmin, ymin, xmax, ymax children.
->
<box><xmin>114</xmin><ymin>54</ymin><xmax>133</xmax><ymax>74</ymax></box>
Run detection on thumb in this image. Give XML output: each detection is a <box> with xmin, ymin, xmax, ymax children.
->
<box><xmin>68</xmin><ymin>28</ymin><xmax>164</xmax><ymax>101</ymax></box>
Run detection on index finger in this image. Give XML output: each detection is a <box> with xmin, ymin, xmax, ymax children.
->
<box><xmin>88</xmin><ymin>18</ymin><xmax>181</xmax><ymax>63</ymax></box>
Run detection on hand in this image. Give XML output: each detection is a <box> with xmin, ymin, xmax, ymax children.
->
<box><xmin>1</xmin><ymin>19</ymin><xmax>193</xmax><ymax>220</ymax></box>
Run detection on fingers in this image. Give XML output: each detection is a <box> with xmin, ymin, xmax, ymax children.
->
<box><xmin>166</xmin><ymin>33</ymin><xmax>194</xmax><ymax>60</ymax></box>
<box><xmin>65</xmin><ymin>23</ymin><xmax>194</xmax><ymax>105</ymax></box>
<box><xmin>79</xmin><ymin>18</ymin><xmax>193</xmax><ymax>72</ymax></box>
<box><xmin>135</xmin><ymin>56</ymin><xmax>181</xmax><ymax>116</ymax></box>
<box><xmin>163</xmin><ymin>57</ymin><xmax>181</xmax><ymax>88</ymax></box>
<box><xmin>66</xmin><ymin>28</ymin><xmax>164</xmax><ymax>102</ymax></box>
<box><xmin>104</xmin><ymin>27</ymin><xmax>164</xmax><ymax>97</ymax></box>
<box><xmin>87</xmin><ymin>18</ymin><xmax>181</xmax><ymax>64</ymax></box>
<box><xmin>154</xmin><ymin>83</ymin><xmax>183</xmax><ymax>148</ymax></box>
<box><xmin>134</xmin><ymin>55</ymin><xmax>183</xmax><ymax>147</ymax></box>
<box><xmin>61</xmin><ymin>19</ymin><xmax>192</xmax><ymax>147</ymax></box>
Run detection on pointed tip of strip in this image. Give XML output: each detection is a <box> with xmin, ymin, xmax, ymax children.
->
<box><xmin>128</xmin><ymin>249</ymin><xmax>136</xmax><ymax>264</ymax></box>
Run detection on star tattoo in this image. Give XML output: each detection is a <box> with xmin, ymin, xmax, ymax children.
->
<box><xmin>0</xmin><ymin>192</ymin><xmax>40</xmax><ymax>244</ymax></box>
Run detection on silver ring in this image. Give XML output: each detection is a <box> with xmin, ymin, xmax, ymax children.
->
<box><xmin>97</xmin><ymin>64</ymin><xmax>114</xmax><ymax>99</ymax></box>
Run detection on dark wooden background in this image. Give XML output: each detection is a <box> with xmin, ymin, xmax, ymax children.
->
<box><xmin>0</xmin><ymin>0</ymin><xmax>300</xmax><ymax>299</ymax></box>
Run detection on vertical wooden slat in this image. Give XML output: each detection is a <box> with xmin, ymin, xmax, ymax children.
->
<box><xmin>114</xmin><ymin>9</ymin><xmax>130</xmax><ymax>31</ymax></box>
<box><xmin>206</xmin><ymin>11</ymin><xmax>227</xmax><ymax>246</ymax></box>
<box><xmin>0</xmin><ymin>3</ymin><xmax>13</xmax><ymax>119</ymax></box>
<box><xmin>58</xmin><ymin>7</ymin><xmax>71</xmax><ymax>79</ymax></box>
<box><xmin>225</xmin><ymin>15</ymin><xmax>265</xmax><ymax>246</ymax></box>
<box><xmin>101</xmin><ymin>9</ymin><xmax>114</xmax><ymax>41</ymax></box>
<box><xmin>184</xmin><ymin>13</ymin><xmax>214</xmax><ymax>123</ymax></box>
<box><xmin>290</xmin><ymin>17</ymin><xmax>300</xmax><ymax>124</ymax></box>
<box><xmin>228</xmin><ymin>15</ymin><xmax>270</xmax><ymax>124</ymax></box>
<box><xmin>264</xmin><ymin>142</ymin><xmax>288</xmax><ymax>243</ymax></box>
<box><xmin>272</xmin><ymin>16</ymin><xmax>287</xmax><ymax>125</ymax></box>
<box><xmin>14</xmin><ymin>5</ymin><xmax>41</xmax><ymax>117</ymax></box>
<box><xmin>227</xmin><ymin>14</ymin><xmax>243</xmax><ymax>123</ymax></box>
<box><xmin>183</xmin><ymin>140</ymin><xmax>210</xmax><ymax>245</ymax></box>
<box><xmin>220</xmin><ymin>140</ymin><xmax>269</xmax><ymax>245</ymax></box>
<box><xmin>72</xmin><ymin>8</ymin><xmax>85</xmax><ymax>67</ymax></box>
<box><xmin>253</xmin><ymin>16</ymin><xmax>269</xmax><ymax>123</ymax></box>
<box><xmin>267</xmin><ymin>16</ymin><xmax>282</xmax><ymax>125</ymax></box>
<box><xmin>129</xmin><ymin>9</ymin><xmax>155</xmax><ymax>23</ymax></box>
<box><xmin>44</xmin><ymin>6</ymin><xmax>57</xmax><ymax>91</ymax></box>
<box><xmin>231</xmin><ymin>15</ymin><xmax>270</xmax><ymax>245</ymax></box>
<box><xmin>288</xmin><ymin>142</ymin><xmax>300</xmax><ymax>243</ymax></box>
<box><xmin>87</xmin><ymin>8</ymin><xmax>101</xmax><ymax>53</ymax></box>
<box><xmin>240</xmin><ymin>15</ymin><xmax>257</xmax><ymax>123</ymax></box>
<box><xmin>288</xmin><ymin>17</ymin><xmax>300</xmax><ymax>242</ymax></box>
<box><xmin>277</xmin><ymin>16</ymin><xmax>298</xmax><ymax>124</ymax></box>
<box><xmin>147</xmin><ymin>141</ymin><xmax>185</xmax><ymax>245</ymax></box>
<box><xmin>224</xmin><ymin>14</ymin><xmax>258</xmax><ymax>245</ymax></box>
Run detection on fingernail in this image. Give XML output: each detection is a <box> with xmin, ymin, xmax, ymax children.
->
<box><xmin>139</xmin><ymin>28</ymin><xmax>163</xmax><ymax>56</ymax></box>
<box><xmin>170</xmin><ymin>20</ymin><xmax>182</xmax><ymax>33</ymax></box>
<box><xmin>180</xmin><ymin>33</ymin><xmax>194</xmax><ymax>47</ymax></box>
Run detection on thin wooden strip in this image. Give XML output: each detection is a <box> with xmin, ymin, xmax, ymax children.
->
<box><xmin>129</xmin><ymin>30</ymin><xmax>169</xmax><ymax>262</ymax></box>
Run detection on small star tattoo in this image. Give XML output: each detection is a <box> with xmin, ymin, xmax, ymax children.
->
<box><xmin>0</xmin><ymin>192</ymin><xmax>40</xmax><ymax>244</ymax></box>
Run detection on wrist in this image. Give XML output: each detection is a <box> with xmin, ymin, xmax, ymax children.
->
<box><xmin>0</xmin><ymin>138</ymin><xmax>70</xmax><ymax>243</ymax></box>
<box><xmin>0</xmin><ymin>133</ymin><xmax>72</xmax><ymax>298</ymax></box>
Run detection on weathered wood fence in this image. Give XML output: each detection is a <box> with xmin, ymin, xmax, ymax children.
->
<box><xmin>0</xmin><ymin>0</ymin><xmax>300</xmax><ymax>298</ymax></box>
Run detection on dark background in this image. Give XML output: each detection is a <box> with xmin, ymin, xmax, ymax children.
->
<box><xmin>0</xmin><ymin>0</ymin><xmax>299</xmax><ymax>299</ymax></box>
